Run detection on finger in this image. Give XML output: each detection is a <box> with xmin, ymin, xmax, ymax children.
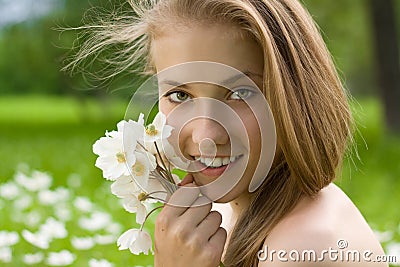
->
<box><xmin>177</xmin><ymin>173</ymin><xmax>194</xmax><ymax>186</ymax></box>
<box><xmin>179</xmin><ymin>196</ymin><xmax>212</xmax><ymax>226</ymax></box>
<box><xmin>195</xmin><ymin>211</ymin><xmax>223</xmax><ymax>239</ymax></box>
<box><xmin>163</xmin><ymin>183</ymin><xmax>200</xmax><ymax>217</ymax></box>
<box><xmin>208</xmin><ymin>227</ymin><xmax>227</xmax><ymax>255</ymax></box>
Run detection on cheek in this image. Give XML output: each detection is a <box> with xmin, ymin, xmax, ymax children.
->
<box><xmin>158</xmin><ymin>98</ymin><xmax>170</xmax><ymax>115</ymax></box>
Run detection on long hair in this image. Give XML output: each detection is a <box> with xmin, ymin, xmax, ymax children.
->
<box><xmin>65</xmin><ymin>0</ymin><xmax>354</xmax><ymax>266</ymax></box>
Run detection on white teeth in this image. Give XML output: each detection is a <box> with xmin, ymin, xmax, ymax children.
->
<box><xmin>212</xmin><ymin>158</ymin><xmax>222</xmax><ymax>167</ymax></box>
<box><xmin>222</xmin><ymin>157</ymin><xmax>230</xmax><ymax>165</ymax></box>
<box><xmin>204</xmin><ymin>157</ymin><xmax>213</xmax><ymax>166</ymax></box>
<box><xmin>195</xmin><ymin>155</ymin><xmax>240</xmax><ymax>168</ymax></box>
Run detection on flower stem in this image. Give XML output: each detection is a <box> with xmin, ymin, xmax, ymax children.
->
<box><xmin>139</xmin><ymin>205</ymin><xmax>164</xmax><ymax>231</ymax></box>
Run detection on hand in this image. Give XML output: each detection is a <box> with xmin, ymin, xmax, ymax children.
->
<box><xmin>154</xmin><ymin>174</ymin><xmax>227</xmax><ymax>267</ymax></box>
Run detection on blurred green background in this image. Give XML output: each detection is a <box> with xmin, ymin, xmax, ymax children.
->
<box><xmin>0</xmin><ymin>0</ymin><xmax>399</xmax><ymax>266</ymax></box>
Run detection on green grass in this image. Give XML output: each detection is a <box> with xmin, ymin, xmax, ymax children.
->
<box><xmin>0</xmin><ymin>95</ymin><xmax>399</xmax><ymax>266</ymax></box>
<box><xmin>0</xmin><ymin>95</ymin><xmax>155</xmax><ymax>266</ymax></box>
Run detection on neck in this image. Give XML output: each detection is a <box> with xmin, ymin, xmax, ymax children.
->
<box><xmin>229</xmin><ymin>191</ymin><xmax>253</xmax><ymax>220</ymax></box>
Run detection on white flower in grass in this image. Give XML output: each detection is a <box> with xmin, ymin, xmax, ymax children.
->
<box><xmin>26</xmin><ymin>211</ymin><xmax>42</xmax><ymax>226</ymax></box>
<box><xmin>373</xmin><ymin>230</ymin><xmax>393</xmax><ymax>243</ymax></box>
<box><xmin>0</xmin><ymin>247</ymin><xmax>11</xmax><ymax>263</ymax></box>
<box><xmin>23</xmin><ymin>252</ymin><xmax>44</xmax><ymax>265</ymax></box>
<box><xmin>79</xmin><ymin>211</ymin><xmax>111</xmax><ymax>232</ymax></box>
<box><xmin>15</xmin><ymin>171</ymin><xmax>52</xmax><ymax>192</ymax></box>
<box><xmin>22</xmin><ymin>230</ymin><xmax>50</xmax><ymax>249</ymax></box>
<box><xmin>0</xmin><ymin>181</ymin><xmax>20</xmax><ymax>200</ymax></box>
<box><xmin>94</xmin><ymin>234</ymin><xmax>115</xmax><ymax>245</ymax></box>
<box><xmin>39</xmin><ymin>217</ymin><xmax>68</xmax><ymax>239</ymax></box>
<box><xmin>38</xmin><ymin>187</ymin><xmax>70</xmax><ymax>205</ymax></box>
<box><xmin>73</xmin><ymin>196</ymin><xmax>93</xmax><ymax>212</ymax></box>
<box><xmin>106</xmin><ymin>223</ymin><xmax>122</xmax><ymax>236</ymax></box>
<box><xmin>89</xmin><ymin>258</ymin><xmax>114</xmax><ymax>267</ymax></box>
<box><xmin>117</xmin><ymin>229</ymin><xmax>153</xmax><ymax>255</ymax></box>
<box><xmin>54</xmin><ymin>205</ymin><xmax>72</xmax><ymax>222</ymax></box>
<box><xmin>46</xmin><ymin>250</ymin><xmax>76</xmax><ymax>266</ymax></box>
<box><xmin>71</xmin><ymin>236</ymin><xmax>95</xmax><ymax>250</ymax></box>
<box><xmin>0</xmin><ymin>231</ymin><xmax>19</xmax><ymax>247</ymax></box>
<box><xmin>144</xmin><ymin>112</ymin><xmax>173</xmax><ymax>143</ymax></box>
<box><xmin>386</xmin><ymin>242</ymin><xmax>400</xmax><ymax>262</ymax></box>
<box><xmin>14</xmin><ymin>194</ymin><xmax>32</xmax><ymax>210</ymax></box>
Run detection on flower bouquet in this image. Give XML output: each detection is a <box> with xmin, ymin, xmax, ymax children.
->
<box><xmin>92</xmin><ymin>112</ymin><xmax>186</xmax><ymax>255</ymax></box>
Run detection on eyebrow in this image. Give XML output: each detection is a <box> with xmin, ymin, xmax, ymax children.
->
<box><xmin>159</xmin><ymin>71</ymin><xmax>263</xmax><ymax>89</ymax></box>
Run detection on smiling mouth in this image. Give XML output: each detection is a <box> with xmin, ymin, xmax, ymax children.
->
<box><xmin>194</xmin><ymin>155</ymin><xmax>242</xmax><ymax>168</ymax></box>
<box><xmin>190</xmin><ymin>155</ymin><xmax>242</xmax><ymax>178</ymax></box>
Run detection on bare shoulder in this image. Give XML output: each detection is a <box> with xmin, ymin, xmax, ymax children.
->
<box><xmin>258</xmin><ymin>183</ymin><xmax>388</xmax><ymax>267</ymax></box>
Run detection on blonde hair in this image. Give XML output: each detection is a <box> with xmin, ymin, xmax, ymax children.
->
<box><xmin>66</xmin><ymin>0</ymin><xmax>354</xmax><ymax>266</ymax></box>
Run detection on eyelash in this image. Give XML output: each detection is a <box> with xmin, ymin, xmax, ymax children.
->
<box><xmin>164</xmin><ymin>90</ymin><xmax>192</xmax><ymax>103</ymax></box>
<box><xmin>163</xmin><ymin>87</ymin><xmax>255</xmax><ymax>104</ymax></box>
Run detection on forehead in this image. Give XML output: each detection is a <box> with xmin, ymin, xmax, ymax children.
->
<box><xmin>150</xmin><ymin>23</ymin><xmax>264</xmax><ymax>75</ymax></box>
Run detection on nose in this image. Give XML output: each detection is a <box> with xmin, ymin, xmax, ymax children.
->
<box><xmin>191</xmin><ymin>118</ymin><xmax>229</xmax><ymax>145</ymax></box>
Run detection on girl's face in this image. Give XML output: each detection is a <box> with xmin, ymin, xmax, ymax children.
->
<box><xmin>152</xmin><ymin>23</ymin><xmax>266</xmax><ymax>202</ymax></box>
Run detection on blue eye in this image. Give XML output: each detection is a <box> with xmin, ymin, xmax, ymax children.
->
<box><xmin>229</xmin><ymin>87</ymin><xmax>255</xmax><ymax>100</ymax></box>
<box><xmin>166</xmin><ymin>91</ymin><xmax>191</xmax><ymax>103</ymax></box>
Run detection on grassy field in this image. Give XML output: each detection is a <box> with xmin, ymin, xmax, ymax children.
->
<box><xmin>0</xmin><ymin>95</ymin><xmax>399</xmax><ymax>266</ymax></box>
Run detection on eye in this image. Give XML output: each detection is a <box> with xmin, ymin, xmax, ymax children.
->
<box><xmin>165</xmin><ymin>90</ymin><xmax>191</xmax><ymax>103</ymax></box>
<box><xmin>229</xmin><ymin>87</ymin><xmax>255</xmax><ymax>100</ymax></box>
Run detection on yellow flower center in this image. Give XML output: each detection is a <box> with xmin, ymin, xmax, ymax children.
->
<box><xmin>145</xmin><ymin>124</ymin><xmax>158</xmax><ymax>136</ymax></box>
<box><xmin>132</xmin><ymin>162</ymin><xmax>145</xmax><ymax>176</ymax></box>
<box><xmin>116</xmin><ymin>152</ymin><xmax>126</xmax><ymax>163</ymax></box>
<box><xmin>137</xmin><ymin>192</ymin><xmax>147</xmax><ymax>201</ymax></box>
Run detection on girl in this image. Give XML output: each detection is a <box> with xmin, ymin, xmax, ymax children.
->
<box><xmin>68</xmin><ymin>0</ymin><xmax>387</xmax><ymax>266</ymax></box>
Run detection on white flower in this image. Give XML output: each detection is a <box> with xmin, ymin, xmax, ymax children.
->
<box><xmin>15</xmin><ymin>171</ymin><xmax>52</xmax><ymax>192</ymax></box>
<box><xmin>38</xmin><ymin>187</ymin><xmax>70</xmax><ymax>205</ymax></box>
<box><xmin>373</xmin><ymin>230</ymin><xmax>393</xmax><ymax>243</ymax></box>
<box><xmin>0</xmin><ymin>231</ymin><xmax>19</xmax><ymax>247</ymax></box>
<box><xmin>386</xmin><ymin>242</ymin><xmax>400</xmax><ymax>260</ymax></box>
<box><xmin>79</xmin><ymin>211</ymin><xmax>111</xmax><ymax>232</ymax></box>
<box><xmin>93</xmin><ymin>130</ymin><xmax>136</xmax><ymax>181</ymax></box>
<box><xmin>22</xmin><ymin>229</ymin><xmax>50</xmax><ymax>249</ymax></box>
<box><xmin>73</xmin><ymin>196</ymin><xmax>94</xmax><ymax>212</ymax></box>
<box><xmin>89</xmin><ymin>258</ymin><xmax>114</xmax><ymax>267</ymax></box>
<box><xmin>117</xmin><ymin>228</ymin><xmax>153</xmax><ymax>255</ymax></box>
<box><xmin>0</xmin><ymin>181</ymin><xmax>20</xmax><ymax>200</ymax></box>
<box><xmin>13</xmin><ymin>194</ymin><xmax>32</xmax><ymax>210</ymax></box>
<box><xmin>26</xmin><ymin>211</ymin><xmax>42</xmax><ymax>226</ymax></box>
<box><xmin>110</xmin><ymin>175</ymin><xmax>139</xmax><ymax>198</ymax></box>
<box><xmin>106</xmin><ymin>222</ymin><xmax>122</xmax><ymax>235</ymax></box>
<box><xmin>145</xmin><ymin>178</ymin><xmax>168</xmax><ymax>202</ymax></box>
<box><xmin>127</xmin><ymin>151</ymin><xmax>156</xmax><ymax>189</ymax></box>
<box><xmin>46</xmin><ymin>250</ymin><xmax>76</xmax><ymax>266</ymax></box>
<box><xmin>39</xmin><ymin>217</ymin><xmax>68</xmax><ymax>239</ymax></box>
<box><xmin>122</xmin><ymin>194</ymin><xmax>148</xmax><ymax>224</ymax></box>
<box><xmin>23</xmin><ymin>252</ymin><xmax>44</xmax><ymax>265</ymax></box>
<box><xmin>94</xmin><ymin>234</ymin><xmax>115</xmax><ymax>245</ymax></box>
<box><xmin>54</xmin><ymin>205</ymin><xmax>72</xmax><ymax>222</ymax></box>
<box><xmin>144</xmin><ymin>112</ymin><xmax>173</xmax><ymax>143</ymax></box>
<box><xmin>71</xmin><ymin>236</ymin><xmax>95</xmax><ymax>250</ymax></box>
<box><xmin>67</xmin><ymin>173</ymin><xmax>82</xmax><ymax>188</ymax></box>
<box><xmin>0</xmin><ymin>247</ymin><xmax>11</xmax><ymax>263</ymax></box>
